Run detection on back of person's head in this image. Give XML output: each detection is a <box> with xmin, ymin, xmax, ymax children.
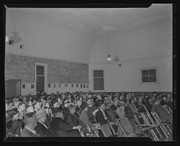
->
<box><xmin>24</xmin><ymin>112</ymin><xmax>37</xmax><ymax>128</ymax></box>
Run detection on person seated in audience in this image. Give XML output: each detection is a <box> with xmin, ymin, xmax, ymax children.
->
<box><xmin>6</xmin><ymin>109</ymin><xmax>24</xmax><ymax>137</ymax></box>
<box><xmin>49</xmin><ymin>108</ymin><xmax>81</xmax><ymax>137</ymax></box>
<box><xmin>17</xmin><ymin>102</ymin><xmax>26</xmax><ymax>120</ymax></box>
<box><xmin>35</xmin><ymin>109</ymin><xmax>54</xmax><ymax>137</ymax></box>
<box><xmin>124</xmin><ymin>100</ymin><xmax>141</xmax><ymax>134</ymax></box>
<box><xmin>104</xmin><ymin>100</ymin><xmax>122</xmax><ymax>136</ymax></box>
<box><xmin>136</xmin><ymin>96</ymin><xmax>146</xmax><ymax>113</ymax></box>
<box><xmin>115</xmin><ymin>101</ymin><xmax>135</xmax><ymax>135</ymax></box>
<box><xmin>34</xmin><ymin>101</ymin><xmax>42</xmax><ymax>112</ymax></box>
<box><xmin>166</xmin><ymin>94</ymin><xmax>173</xmax><ymax>110</ymax></box>
<box><xmin>93</xmin><ymin>100</ymin><xmax>118</xmax><ymax>137</ymax></box>
<box><xmin>160</xmin><ymin>95</ymin><xmax>169</xmax><ymax>107</ymax></box>
<box><xmin>86</xmin><ymin>98</ymin><xmax>98</xmax><ymax>124</ymax></box>
<box><xmin>20</xmin><ymin>108</ymin><xmax>39</xmax><ymax>137</ymax></box>
<box><xmin>110</xmin><ymin>96</ymin><xmax>119</xmax><ymax>112</ymax></box>
<box><xmin>64</xmin><ymin>105</ymin><xmax>81</xmax><ymax>127</ymax></box>
<box><xmin>151</xmin><ymin>98</ymin><xmax>172</xmax><ymax>124</ymax></box>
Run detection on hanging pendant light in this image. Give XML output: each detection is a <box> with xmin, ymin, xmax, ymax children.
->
<box><xmin>9</xmin><ymin>9</ymin><xmax>21</xmax><ymax>44</ymax></box>
<box><xmin>9</xmin><ymin>31</ymin><xmax>21</xmax><ymax>44</ymax></box>
<box><xmin>106</xmin><ymin>55</ymin><xmax>112</xmax><ymax>61</ymax></box>
<box><xmin>106</xmin><ymin>28</ymin><xmax>112</xmax><ymax>62</ymax></box>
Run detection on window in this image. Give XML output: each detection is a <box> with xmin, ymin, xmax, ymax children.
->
<box><xmin>93</xmin><ymin>70</ymin><xmax>104</xmax><ymax>90</ymax></box>
<box><xmin>84</xmin><ymin>84</ymin><xmax>86</xmax><ymax>88</ymax></box>
<box><xmin>48</xmin><ymin>84</ymin><xmax>51</xmax><ymax>88</ymax></box>
<box><xmin>31</xmin><ymin>84</ymin><xmax>34</xmax><ymax>89</ymax></box>
<box><xmin>71</xmin><ymin>84</ymin><xmax>74</xmax><ymax>87</ymax></box>
<box><xmin>54</xmin><ymin>84</ymin><xmax>56</xmax><ymax>87</ymax></box>
<box><xmin>76</xmin><ymin>84</ymin><xmax>78</xmax><ymax>88</ymax></box>
<box><xmin>22</xmin><ymin>84</ymin><xmax>25</xmax><ymax>89</ymax></box>
<box><xmin>141</xmin><ymin>69</ymin><xmax>157</xmax><ymax>83</ymax></box>
<box><xmin>80</xmin><ymin>84</ymin><xmax>83</xmax><ymax>88</ymax></box>
<box><xmin>65</xmin><ymin>84</ymin><xmax>68</xmax><ymax>87</ymax></box>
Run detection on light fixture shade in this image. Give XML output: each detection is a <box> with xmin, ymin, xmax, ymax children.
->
<box><xmin>106</xmin><ymin>55</ymin><xmax>112</xmax><ymax>61</ymax></box>
<box><xmin>114</xmin><ymin>55</ymin><xmax>120</xmax><ymax>62</ymax></box>
<box><xmin>9</xmin><ymin>33</ymin><xmax>21</xmax><ymax>44</ymax></box>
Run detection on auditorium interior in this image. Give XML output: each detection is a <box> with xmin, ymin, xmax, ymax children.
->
<box><xmin>4</xmin><ymin>4</ymin><xmax>175</xmax><ymax>141</ymax></box>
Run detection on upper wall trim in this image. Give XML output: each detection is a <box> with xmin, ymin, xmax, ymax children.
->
<box><xmin>5</xmin><ymin>52</ymin><xmax>89</xmax><ymax>65</ymax></box>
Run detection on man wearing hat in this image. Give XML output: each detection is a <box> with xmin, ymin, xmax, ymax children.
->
<box><xmin>49</xmin><ymin>108</ymin><xmax>81</xmax><ymax>137</ymax></box>
<box><xmin>20</xmin><ymin>109</ymin><xmax>39</xmax><ymax>137</ymax></box>
<box><xmin>35</xmin><ymin>109</ymin><xmax>54</xmax><ymax>137</ymax></box>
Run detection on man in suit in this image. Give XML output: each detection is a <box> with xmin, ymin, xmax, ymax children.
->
<box><xmin>49</xmin><ymin>108</ymin><xmax>81</xmax><ymax>137</ymax></box>
<box><xmin>93</xmin><ymin>100</ymin><xmax>114</xmax><ymax>137</ymax></box>
<box><xmin>35</xmin><ymin>109</ymin><xmax>54</xmax><ymax>137</ymax></box>
<box><xmin>151</xmin><ymin>98</ymin><xmax>172</xmax><ymax>124</ymax></box>
<box><xmin>20</xmin><ymin>111</ymin><xmax>39</xmax><ymax>137</ymax></box>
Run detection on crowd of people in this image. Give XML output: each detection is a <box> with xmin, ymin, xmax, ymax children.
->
<box><xmin>5</xmin><ymin>91</ymin><xmax>173</xmax><ymax>140</ymax></box>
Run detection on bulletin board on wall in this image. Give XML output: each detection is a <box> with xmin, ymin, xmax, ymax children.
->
<box><xmin>5</xmin><ymin>79</ymin><xmax>21</xmax><ymax>98</ymax></box>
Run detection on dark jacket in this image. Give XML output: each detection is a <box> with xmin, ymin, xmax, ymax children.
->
<box><xmin>94</xmin><ymin>109</ymin><xmax>109</xmax><ymax>125</ymax></box>
<box><xmin>110</xmin><ymin>104</ymin><xmax>117</xmax><ymax>111</ymax></box>
<box><xmin>35</xmin><ymin>122</ymin><xmax>54</xmax><ymax>137</ymax></box>
<box><xmin>49</xmin><ymin>117</ymin><xmax>80</xmax><ymax>137</ymax></box>
<box><xmin>20</xmin><ymin>127</ymin><xmax>39</xmax><ymax>137</ymax></box>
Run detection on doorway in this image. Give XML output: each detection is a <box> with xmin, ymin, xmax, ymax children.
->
<box><xmin>35</xmin><ymin>63</ymin><xmax>47</xmax><ymax>93</ymax></box>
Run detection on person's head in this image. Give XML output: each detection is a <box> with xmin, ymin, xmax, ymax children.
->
<box><xmin>54</xmin><ymin>109</ymin><xmax>64</xmax><ymax>118</ymax></box>
<box><xmin>86</xmin><ymin>98</ymin><xmax>94</xmax><ymax>107</ymax></box>
<box><xmin>167</xmin><ymin>94</ymin><xmax>171</xmax><ymax>101</ymax></box>
<box><xmin>113</xmin><ymin>97</ymin><xmax>119</xmax><ymax>106</ymax></box>
<box><xmin>138</xmin><ymin>97</ymin><xmax>142</xmax><ymax>102</ymax></box>
<box><xmin>35</xmin><ymin>102</ymin><xmax>42</xmax><ymax>111</ymax></box>
<box><xmin>24</xmin><ymin>113</ymin><xmax>37</xmax><ymax>129</ymax></box>
<box><xmin>18</xmin><ymin>102</ymin><xmax>26</xmax><ymax>112</ymax></box>
<box><xmin>35</xmin><ymin>109</ymin><xmax>47</xmax><ymax>123</ymax></box>
<box><xmin>154</xmin><ymin>99</ymin><xmax>160</xmax><ymax>105</ymax></box>
<box><xmin>96</xmin><ymin>100</ymin><xmax>105</xmax><ymax>110</ymax></box>
<box><xmin>133</xmin><ymin>96</ymin><xmax>137</xmax><ymax>101</ymax></box>
<box><xmin>23</xmin><ymin>96</ymin><xmax>27</xmax><ymax>101</ymax></box>
<box><xmin>64</xmin><ymin>99</ymin><xmax>70</xmax><ymax>108</ymax></box>
<box><xmin>69</xmin><ymin>106</ymin><xmax>76</xmax><ymax>115</ymax></box>
<box><xmin>162</xmin><ymin>96</ymin><xmax>167</xmax><ymax>101</ymax></box>
<box><xmin>12</xmin><ymin>112</ymin><xmax>19</xmax><ymax>120</ymax></box>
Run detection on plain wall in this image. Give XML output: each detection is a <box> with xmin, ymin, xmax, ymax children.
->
<box><xmin>89</xmin><ymin>20</ymin><xmax>172</xmax><ymax>92</ymax></box>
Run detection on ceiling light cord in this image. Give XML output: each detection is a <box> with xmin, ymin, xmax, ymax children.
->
<box><xmin>12</xmin><ymin>10</ymin><xmax>16</xmax><ymax>32</ymax></box>
<box><xmin>107</xmin><ymin>29</ymin><xmax>109</xmax><ymax>55</ymax></box>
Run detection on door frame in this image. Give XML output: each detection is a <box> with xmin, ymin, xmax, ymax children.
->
<box><xmin>35</xmin><ymin>63</ymin><xmax>47</xmax><ymax>93</ymax></box>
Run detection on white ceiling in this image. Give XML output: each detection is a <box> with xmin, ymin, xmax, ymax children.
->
<box><xmin>5</xmin><ymin>4</ymin><xmax>172</xmax><ymax>64</ymax></box>
<box><xmin>7</xmin><ymin>4</ymin><xmax>172</xmax><ymax>34</ymax></box>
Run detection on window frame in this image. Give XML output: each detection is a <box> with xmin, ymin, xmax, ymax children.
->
<box><xmin>93</xmin><ymin>70</ymin><xmax>104</xmax><ymax>91</ymax></box>
<box><xmin>140</xmin><ymin>67</ymin><xmax>159</xmax><ymax>84</ymax></box>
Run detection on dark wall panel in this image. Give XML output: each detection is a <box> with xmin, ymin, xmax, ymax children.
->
<box><xmin>5</xmin><ymin>54</ymin><xmax>89</xmax><ymax>84</ymax></box>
